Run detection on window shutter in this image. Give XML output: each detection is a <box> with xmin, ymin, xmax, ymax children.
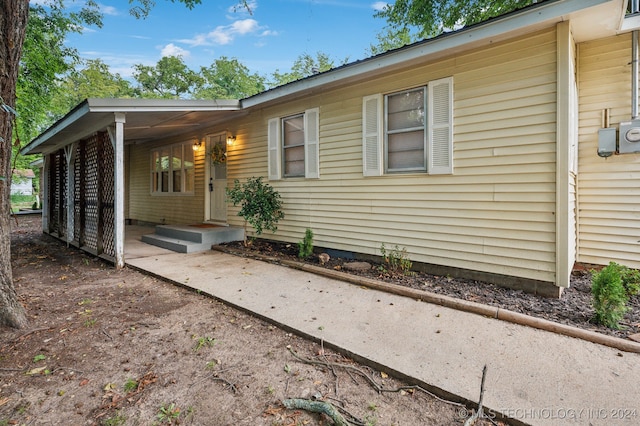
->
<box><xmin>362</xmin><ymin>94</ymin><xmax>383</xmax><ymax>176</ymax></box>
<box><xmin>267</xmin><ymin>117</ymin><xmax>281</xmax><ymax>180</ymax></box>
<box><xmin>304</xmin><ymin>108</ymin><xmax>320</xmax><ymax>179</ymax></box>
<box><xmin>428</xmin><ymin>77</ymin><xmax>453</xmax><ymax>174</ymax></box>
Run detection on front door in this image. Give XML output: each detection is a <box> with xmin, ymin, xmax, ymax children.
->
<box><xmin>206</xmin><ymin>133</ymin><xmax>227</xmax><ymax>222</ymax></box>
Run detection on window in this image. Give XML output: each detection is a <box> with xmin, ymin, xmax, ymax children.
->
<box><xmin>386</xmin><ymin>87</ymin><xmax>426</xmax><ymax>172</ymax></box>
<box><xmin>283</xmin><ymin>114</ymin><xmax>305</xmax><ymax>177</ymax></box>
<box><xmin>363</xmin><ymin>76</ymin><xmax>453</xmax><ymax>176</ymax></box>
<box><xmin>268</xmin><ymin>108</ymin><xmax>319</xmax><ymax>180</ymax></box>
<box><xmin>151</xmin><ymin>142</ymin><xmax>194</xmax><ymax>194</ymax></box>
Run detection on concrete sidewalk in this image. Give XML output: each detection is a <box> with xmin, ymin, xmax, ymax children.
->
<box><xmin>124</xmin><ymin>229</ymin><xmax>640</xmax><ymax>426</ymax></box>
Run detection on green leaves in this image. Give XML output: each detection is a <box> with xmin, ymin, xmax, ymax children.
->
<box><xmin>226</xmin><ymin>177</ymin><xmax>285</xmax><ymax>241</ymax></box>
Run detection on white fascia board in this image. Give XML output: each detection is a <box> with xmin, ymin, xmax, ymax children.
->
<box><xmin>621</xmin><ymin>13</ymin><xmax>640</xmax><ymax>31</ymax></box>
<box><xmin>20</xmin><ymin>101</ymin><xmax>91</xmax><ymax>156</ymax></box>
<box><xmin>86</xmin><ymin>98</ymin><xmax>241</xmax><ymax>112</ymax></box>
<box><xmin>242</xmin><ymin>0</ymin><xmax>614</xmax><ymax>109</ymax></box>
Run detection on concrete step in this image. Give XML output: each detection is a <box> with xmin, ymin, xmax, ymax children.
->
<box><xmin>141</xmin><ymin>224</ymin><xmax>244</xmax><ymax>253</ymax></box>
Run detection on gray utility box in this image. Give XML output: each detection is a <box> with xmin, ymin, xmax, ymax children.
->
<box><xmin>619</xmin><ymin>119</ymin><xmax>640</xmax><ymax>154</ymax></box>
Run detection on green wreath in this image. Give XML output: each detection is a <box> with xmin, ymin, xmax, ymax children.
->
<box><xmin>208</xmin><ymin>143</ymin><xmax>227</xmax><ymax>164</ymax></box>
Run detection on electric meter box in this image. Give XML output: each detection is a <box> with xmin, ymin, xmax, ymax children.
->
<box><xmin>619</xmin><ymin>119</ymin><xmax>640</xmax><ymax>154</ymax></box>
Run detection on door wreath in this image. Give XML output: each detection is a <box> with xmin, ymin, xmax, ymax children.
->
<box><xmin>208</xmin><ymin>143</ymin><xmax>227</xmax><ymax>164</ymax></box>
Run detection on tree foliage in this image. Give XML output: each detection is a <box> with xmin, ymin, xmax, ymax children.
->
<box><xmin>269</xmin><ymin>52</ymin><xmax>347</xmax><ymax>87</ymax></box>
<box><xmin>194</xmin><ymin>57</ymin><xmax>265</xmax><ymax>99</ymax></box>
<box><xmin>133</xmin><ymin>56</ymin><xmax>201</xmax><ymax>99</ymax></box>
<box><xmin>53</xmin><ymin>59</ymin><xmax>134</xmax><ymax>116</ymax></box>
<box><xmin>373</xmin><ymin>0</ymin><xmax>536</xmax><ymax>52</ymax></box>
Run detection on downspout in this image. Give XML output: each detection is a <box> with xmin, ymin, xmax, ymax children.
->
<box><xmin>633</xmin><ymin>30</ymin><xmax>638</xmax><ymax>119</ymax></box>
<box><xmin>633</xmin><ymin>1</ymin><xmax>640</xmax><ymax>118</ymax></box>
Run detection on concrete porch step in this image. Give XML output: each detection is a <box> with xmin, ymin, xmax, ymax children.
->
<box><xmin>141</xmin><ymin>224</ymin><xmax>244</xmax><ymax>253</ymax></box>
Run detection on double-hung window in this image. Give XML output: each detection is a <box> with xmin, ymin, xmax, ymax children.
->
<box><xmin>151</xmin><ymin>142</ymin><xmax>194</xmax><ymax>194</ymax></box>
<box><xmin>363</xmin><ymin>76</ymin><xmax>453</xmax><ymax>176</ymax></box>
<box><xmin>268</xmin><ymin>108</ymin><xmax>320</xmax><ymax>180</ymax></box>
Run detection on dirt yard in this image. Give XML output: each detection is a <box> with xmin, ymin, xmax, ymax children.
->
<box><xmin>1</xmin><ymin>216</ymin><xmax>499</xmax><ymax>426</ymax></box>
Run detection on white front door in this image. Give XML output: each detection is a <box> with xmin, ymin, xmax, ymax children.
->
<box><xmin>206</xmin><ymin>133</ymin><xmax>227</xmax><ymax>222</ymax></box>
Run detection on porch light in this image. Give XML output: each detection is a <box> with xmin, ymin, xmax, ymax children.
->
<box><xmin>192</xmin><ymin>140</ymin><xmax>202</xmax><ymax>151</ymax></box>
<box><xmin>227</xmin><ymin>135</ymin><xmax>236</xmax><ymax>146</ymax></box>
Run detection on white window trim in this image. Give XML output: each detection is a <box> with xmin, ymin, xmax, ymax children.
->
<box><xmin>150</xmin><ymin>141</ymin><xmax>195</xmax><ymax>196</ymax></box>
<box><xmin>268</xmin><ymin>108</ymin><xmax>320</xmax><ymax>180</ymax></box>
<box><xmin>362</xmin><ymin>76</ymin><xmax>453</xmax><ymax>176</ymax></box>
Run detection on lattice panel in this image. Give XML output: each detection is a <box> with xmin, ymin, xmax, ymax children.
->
<box><xmin>83</xmin><ymin>134</ymin><xmax>99</xmax><ymax>252</ymax></box>
<box><xmin>59</xmin><ymin>150</ymin><xmax>67</xmax><ymax>239</ymax></box>
<box><xmin>48</xmin><ymin>151</ymin><xmax>61</xmax><ymax>234</ymax></box>
<box><xmin>73</xmin><ymin>142</ymin><xmax>83</xmax><ymax>246</ymax></box>
<box><xmin>99</xmin><ymin>132</ymin><xmax>115</xmax><ymax>258</ymax></box>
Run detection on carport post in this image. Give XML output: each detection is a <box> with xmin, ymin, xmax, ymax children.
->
<box><xmin>112</xmin><ymin>113</ymin><xmax>126</xmax><ymax>268</ymax></box>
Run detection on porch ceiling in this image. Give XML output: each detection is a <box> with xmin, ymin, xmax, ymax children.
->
<box><xmin>21</xmin><ymin>98</ymin><xmax>244</xmax><ymax>155</ymax></box>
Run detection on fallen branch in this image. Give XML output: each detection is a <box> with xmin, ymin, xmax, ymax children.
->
<box><xmin>282</xmin><ymin>398</ymin><xmax>349</xmax><ymax>426</ymax></box>
<box><xmin>464</xmin><ymin>365</ymin><xmax>488</xmax><ymax>426</ymax></box>
<box><xmin>287</xmin><ymin>347</ymin><xmax>464</xmax><ymax>408</ymax></box>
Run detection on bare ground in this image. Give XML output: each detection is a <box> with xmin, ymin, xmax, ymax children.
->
<box><xmin>1</xmin><ymin>215</ymin><xmax>498</xmax><ymax>426</ymax></box>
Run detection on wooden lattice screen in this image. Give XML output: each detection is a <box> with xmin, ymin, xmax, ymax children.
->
<box><xmin>47</xmin><ymin>149</ymin><xmax>67</xmax><ymax>238</ymax></box>
<box><xmin>47</xmin><ymin>131</ymin><xmax>116</xmax><ymax>260</ymax></box>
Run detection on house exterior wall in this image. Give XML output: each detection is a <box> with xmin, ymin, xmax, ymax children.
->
<box><xmin>577</xmin><ymin>32</ymin><xmax>640</xmax><ymax>268</ymax></box>
<box><xmin>127</xmin><ymin>135</ymin><xmax>207</xmax><ymax>225</ymax></box>
<box><xmin>221</xmin><ymin>27</ymin><xmax>560</xmax><ymax>286</ymax></box>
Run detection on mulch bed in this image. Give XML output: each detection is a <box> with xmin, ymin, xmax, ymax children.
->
<box><xmin>221</xmin><ymin>239</ymin><xmax>640</xmax><ymax>341</ymax></box>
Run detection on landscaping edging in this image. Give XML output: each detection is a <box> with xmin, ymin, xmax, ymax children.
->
<box><xmin>214</xmin><ymin>246</ymin><xmax>640</xmax><ymax>354</ymax></box>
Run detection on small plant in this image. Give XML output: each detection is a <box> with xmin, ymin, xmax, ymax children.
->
<box><xmin>379</xmin><ymin>243</ymin><xmax>414</xmax><ymax>276</ymax></box>
<box><xmin>101</xmin><ymin>410</ymin><xmax>126</xmax><ymax>426</ymax></box>
<box><xmin>84</xmin><ymin>318</ymin><xmax>97</xmax><ymax>327</ymax></box>
<box><xmin>297</xmin><ymin>228</ymin><xmax>314</xmax><ymax>259</ymax></box>
<box><xmin>193</xmin><ymin>336</ymin><xmax>216</xmax><ymax>352</ymax></box>
<box><xmin>33</xmin><ymin>354</ymin><xmax>46</xmax><ymax>363</ymax></box>
<box><xmin>619</xmin><ymin>264</ymin><xmax>640</xmax><ymax>297</ymax></box>
<box><xmin>156</xmin><ymin>403</ymin><xmax>181</xmax><ymax>424</ymax></box>
<box><xmin>226</xmin><ymin>177</ymin><xmax>285</xmax><ymax>245</ymax></box>
<box><xmin>123</xmin><ymin>378</ymin><xmax>138</xmax><ymax>393</ymax></box>
<box><xmin>591</xmin><ymin>262</ymin><xmax>629</xmax><ymax>329</ymax></box>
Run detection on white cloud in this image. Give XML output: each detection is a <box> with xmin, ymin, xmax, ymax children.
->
<box><xmin>160</xmin><ymin>43</ymin><xmax>190</xmax><ymax>58</ymax></box>
<box><xmin>371</xmin><ymin>2</ymin><xmax>388</xmax><ymax>12</ymax></box>
<box><xmin>99</xmin><ymin>4</ymin><xmax>119</xmax><ymax>16</ymax></box>
<box><xmin>179</xmin><ymin>18</ymin><xmax>265</xmax><ymax>47</ymax></box>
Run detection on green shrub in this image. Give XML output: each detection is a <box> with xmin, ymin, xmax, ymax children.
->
<box><xmin>226</xmin><ymin>177</ymin><xmax>285</xmax><ymax>245</ymax></box>
<box><xmin>298</xmin><ymin>228</ymin><xmax>314</xmax><ymax>259</ymax></box>
<box><xmin>591</xmin><ymin>262</ymin><xmax>629</xmax><ymax>329</ymax></box>
<box><xmin>379</xmin><ymin>243</ymin><xmax>414</xmax><ymax>276</ymax></box>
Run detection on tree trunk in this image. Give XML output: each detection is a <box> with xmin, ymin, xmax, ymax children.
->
<box><xmin>0</xmin><ymin>0</ymin><xmax>29</xmax><ymax>328</ymax></box>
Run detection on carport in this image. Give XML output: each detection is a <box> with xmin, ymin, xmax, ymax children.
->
<box><xmin>20</xmin><ymin>98</ymin><xmax>242</xmax><ymax>267</ymax></box>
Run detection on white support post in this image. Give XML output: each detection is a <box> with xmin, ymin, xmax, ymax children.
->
<box><xmin>64</xmin><ymin>144</ymin><xmax>76</xmax><ymax>245</ymax></box>
<box><xmin>109</xmin><ymin>113</ymin><xmax>126</xmax><ymax>268</ymax></box>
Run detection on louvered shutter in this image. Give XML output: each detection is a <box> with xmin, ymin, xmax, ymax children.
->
<box><xmin>428</xmin><ymin>77</ymin><xmax>453</xmax><ymax>174</ymax></box>
<box><xmin>362</xmin><ymin>94</ymin><xmax>383</xmax><ymax>176</ymax></box>
<box><xmin>267</xmin><ymin>117</ymin><xmax>281</xmax><ymax>180</ymax></box>
<box><xmin>304</xmin><ymin>108</ymin><xmax>320</xmax><ymax>179</ymax></box>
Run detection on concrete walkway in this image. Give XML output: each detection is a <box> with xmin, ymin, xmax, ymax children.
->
<box><xmin>125</xmin><ymin>226</ymin><xmax>640</xmax><ymax>426</ymax></box>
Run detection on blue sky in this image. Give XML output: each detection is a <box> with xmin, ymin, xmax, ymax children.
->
<box><xmin>64</xmin><ymin>0</ymin><xmax>389</xmax><ymax>79</ymax></box>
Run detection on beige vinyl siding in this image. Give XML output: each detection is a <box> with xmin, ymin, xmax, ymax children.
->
<box><xmin>577</xmin><ymin>33</ymin><xmax>640</xmax><ymax>268</ymax></box>
<box><xmin>226</xmin><ymin>27</ymin><xmax>559</xmax><ymax>283</ymax></box>
<box><xmin>128</xmin><ymin>137</ymin><xmax>206</xmax><ymax>225</ymax></box>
